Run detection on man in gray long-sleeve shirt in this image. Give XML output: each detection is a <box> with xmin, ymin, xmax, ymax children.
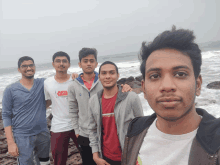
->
<box><xmin>88</xmin><ymin>61</ymin><xmax>143</xmax><ymax>165</ymax></box>
<box><xmin>2</xmin><ymin>56</ymin><xmax>50</xmax><ymax>165</ymax></box>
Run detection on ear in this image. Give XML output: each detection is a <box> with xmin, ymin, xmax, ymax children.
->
<box><xmin>78</xmin><ymin>62</ymin><xmax>82</xmax><ymax>68</ymax></box>
<box><xmin>141</xmin><ymin>80</ymin><xmax>147</xmax><ymax>99</ymax></box>
<box><xmin>52</xmin><ymin>62</ymin><xmax>55</xmax><ymax>68</ymax></box>
<box><xmin>18</xmin><ymin>68</ymin><xmax>21</xmax><ymax>73</ymax></box>
<box><xmin>95</xmin><ymin>61</ymin><xmax>98</xmax><ymax>68</ymax></box>
<box><xmin>117</xmin><ymin>73</ymin><xmax>120</xmax><ymax>80</ymax></box>
<box><xmin>195</xmin><ymin>75</ymin><xmax>202</xmax><ymax>96</ymax></box>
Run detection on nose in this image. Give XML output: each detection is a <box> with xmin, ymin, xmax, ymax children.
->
<box><xmin>105</xmin><ymin>73</ymin><xmax>111</xmax><ymax>79</ymax></box>
<box><xmin>27</xmin><ymin>65</ymin><xmax>32</xmax><ymax>69</ymax></box>
<box><xmin>159</xmin><ymin>74</ymin><xmax>176</xmax><ymax>93</ymax></box>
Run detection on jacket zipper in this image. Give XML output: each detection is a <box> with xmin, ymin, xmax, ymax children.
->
<box><xmin>207</xmin><ymin>153</ymin><xmax>218</xmax><ymax>165</ymax></box>
<box><xmin>122</xmin><ymin>136</ymin><xmax>129</xmax><ymax>164</ymax></box>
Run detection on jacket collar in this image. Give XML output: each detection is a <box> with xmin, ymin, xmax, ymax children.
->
<box><xmin>97</xmin><ymin>85</ymin><xmax>129</xmax><ymax>104</ymax></box>
<box><xmin>127</xmin><ymin>108</ymin><xmax>220</xmax><ymax>154</ymax></box>
<box><xmin>76</xmin><ymin>71</ymin><xmax>99</xmax><ymax>85</ymax></box>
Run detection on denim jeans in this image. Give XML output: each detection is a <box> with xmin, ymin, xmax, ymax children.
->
<box><xmin>14</xmin><ymin>131</ymin><xmax>50</xmax><ymax>165</ymax></box>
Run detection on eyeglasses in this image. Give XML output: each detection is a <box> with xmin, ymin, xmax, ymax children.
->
<box><xmin>54</xmin><ymin>59</ymin><xmax>68</xmax><ymax>63</ymax></box>
<box><xmin>20</xmin><ymin>64</ymin><xmax>35</xmax><ymax>69</ymax></box>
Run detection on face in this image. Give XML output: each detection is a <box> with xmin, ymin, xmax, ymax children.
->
<box><xmin>52</xmin><ymin>56</ymin><xmax>70</xmax><ymax>73</ymax></box>
<box><xmin>78</xmin><ymin>54</ymin><xmax>98</xmax><ymax>74</ymax></box>
<box><xmin>142</xmin><ymin>49</ymin><xmax>202</xmax><ymax>122</ymax></box>
<box><xmin>18</xmin><ymin>60</ymin><xmax>35</xmax><ymax>79</ymax></box>
<box><xmin>99</xmin><ymin>64</ymin><xmax>119</xmax><ymax>89</ymax></box>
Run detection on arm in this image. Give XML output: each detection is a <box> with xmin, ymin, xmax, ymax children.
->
<box><xmin>71</xmin><ymin>73</ymin><xmax>79</xmax><ymax>80</ymax></box>
<box><xmin>93</xmin><ymin>152</ymin><xmax>110</xmax><ymax>165</ymax></box>
<box><xmin>68</xmin><ymin>83</ymin><xmax>80</xmax><ymax>136</ymax></box>
<box><xmin>121</xmin><ymin>84</ymin><xmax>132</xmax><ymax>92</ymax></box>
<box><xmin>44</xmin><ymin>82</ymin><xmax>52</xmax><ymax>109</ymax></box>
<box><xmin>132</xmin><ymin>94</ymin><xmax>144</xmax><ymax>117</ymax></box>
<box><xmin>4</xmin><ymin>126</ymin><xmax>19</xmax><ymax>157</ymax></box>
<box><xmin>46</xmin><ymin>100</ymin><xmax>52</xmax><ymax>109</ymax></box>
<box><xmin>2</xmin><ymin>87</ymin><xmax>19</xmax><ymax>157</ymax></box>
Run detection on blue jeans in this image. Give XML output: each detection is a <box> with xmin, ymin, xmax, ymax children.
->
<box><xmin>14</xmin><ymin>131</ymin><xmax>50</xmax><ymax>165</ymax></box>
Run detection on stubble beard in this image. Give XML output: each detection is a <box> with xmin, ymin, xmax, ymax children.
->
<box><xmin>156</xmin><ymin>96</ymin><xmax>196</xmax><ymax>122</ymax></box>
<box><xmin>104</xmin><ymin>83</ymin><xmax>117</xmax><ymax>90</ymax></box>
<box><xmin>25</xmin><ymin>75</ymin><xmax>34</xmax><ymax>79</ymax></box>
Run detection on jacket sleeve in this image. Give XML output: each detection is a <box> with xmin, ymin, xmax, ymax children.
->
<box><xmin>2</xmin><ymin>87</ymin><xmax>13</xmax><ymax>128</ymax></box>
<box><xmin>68</xmin><ymin>83</ymin><xmax>80</xmax><ymax>135</ymax></box>
<box><xmin>88</xmin><ymin>98</ymin><xmax>99</xmax><ymax>154</ymax></box>
<box><xmin>132</xmin><ymin>93</ymin><xmax>144</xmax><ymax>117</ymax></box>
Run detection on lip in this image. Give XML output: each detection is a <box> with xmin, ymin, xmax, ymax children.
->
<box><xmin>157</xmin><ymin>97</ymin><xmax>182</xmax><ymax>108</ymax></box>
<box><xmin>104</xmin><ymin>81</ymin><xmax>112</xmax><ymax>84</ymax></box>
<box><xmin>158</xmin><ymin>101</ymin><xmax>181</xmax><ymax>108</ymax></box>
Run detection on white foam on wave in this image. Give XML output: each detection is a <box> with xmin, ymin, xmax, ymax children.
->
<box><xmin>202</xmin><ymin>51</ymin><xmax>219</xmax><ymax>59</ymax></box>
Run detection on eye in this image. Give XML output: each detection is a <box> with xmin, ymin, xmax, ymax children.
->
<box><xmin>149</xmin><ymin>73</ymin><xmax>160</xmax><ymax>80</ymax></box>
<box><xmin>174</xmin><ymin>72</ymin><xmax>188</xmax><ymax>78</ymax></box>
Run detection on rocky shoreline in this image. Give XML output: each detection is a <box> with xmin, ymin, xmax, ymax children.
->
<box><xmin>0</xmin><ymin>111</ymin><xmax>82</xmax><ymax>165</ymax></box>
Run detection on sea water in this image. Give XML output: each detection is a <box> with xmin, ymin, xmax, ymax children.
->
<box><xmin>0</xmin><ymin>50</ymin><xmax>220</xmax><ymax>117</ymax></box>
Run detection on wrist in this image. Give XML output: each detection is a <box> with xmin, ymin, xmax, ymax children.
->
<box><xmin>7</xmin><ymin>140</ymin><xmax>15</xmax><ymax>145</ymax></box>
<box><xmin>93</xmin><ymin>152</ymin><xmax>100</xmax><ymax>160</ymax></box>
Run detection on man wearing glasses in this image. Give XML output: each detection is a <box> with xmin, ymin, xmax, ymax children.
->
<box><xmin>2</xmin><ymin>56</ymin><xmax>50</xmax><ymax>165</ymax></box>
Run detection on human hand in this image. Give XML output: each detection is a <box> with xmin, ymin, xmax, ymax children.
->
<box><xmin>121</xmin><ymin>84</ymin><xmax>132</xmax><ymax>92</ymax></box>
<box><xmin>71</xmin><ymin>73</ymin><xmax>79</xmax><ymax>80</ymax></box>
<box><xmin>94</xmin><ymin>157</ymin><xmax>110</xmax><ymax>165</ymax></box>
<box><xmin>8</xmin><ymin>142</ymin><xmax>19</xmax><ymax>157</ymax></box>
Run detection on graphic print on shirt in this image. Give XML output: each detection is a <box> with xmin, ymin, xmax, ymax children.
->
<box><xmin>55</xmin><ymin>90</ymin><xmax>68</xmax><ymax>98</ymax></box>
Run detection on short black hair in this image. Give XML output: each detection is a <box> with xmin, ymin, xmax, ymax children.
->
<box><xmin>18</xmin><ymin>56</ymin><xmax>35</xmax><ymax>68</ymax></box>
<box><xmin>99</xmin><ymin>61</ymin><xmax>119</xmax><ymax>74</ymax></box>
<box><xmin>79</xmin><ymin>48</ymin><xmax>97</xmax><ymax>62</ymax></box>
<box><xmin>139</xmin><ymin>25</ymin><xmax>202</xmax><ymax>80</ymax></box>
<box><xmin>52</xmin><ymin>51</ymin><xmax>70</xmax><ymax>63</ymax></box>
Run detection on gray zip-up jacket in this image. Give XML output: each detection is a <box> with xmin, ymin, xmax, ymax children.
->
<box><xmin>88</xmin><ymin>86</ymin><xmax>144</xmax><ymax>158</ymax></box>
<box><xmin>122</xmin><ymin>108</ymin><xmax>220</xmax><ymax>165</ymax></box>
<box><xmin>68</xmin><ymin>72</ymin><xmax>103</xmax><ymax>137</ymax></box>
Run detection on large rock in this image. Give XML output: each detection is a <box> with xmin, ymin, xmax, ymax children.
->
<box><xmin>135</xmin><ymin>75</ymin><xmax>143</xmax><ymax>82</ymax></box>
<box><xmin>117</xmin><ymin>76</ymin><xmax>142</xmax><ymax>94</ymax></box>
<box><xmin>207</xmin><ymin>81</ymin><xmax>220</xmax><ymax>89</ymax></box>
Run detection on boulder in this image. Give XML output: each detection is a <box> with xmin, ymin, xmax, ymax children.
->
<box><xmin>135</xmin><ymin>75</ymin><xmax>143</xmax><ymax>82</ymax></box>
<box><xmin>207</xmin><ymin>81</ymin><xmax>220</xmax><ymax>89</ymax></box>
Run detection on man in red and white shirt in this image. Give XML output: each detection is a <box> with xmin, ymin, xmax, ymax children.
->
<box><xmin>44</xmin><ymin>51</ymin><xmax>80</xmax><ymax>165</ymax></box>
<box><xmin>88</xmin><ymin>61</ymin><xmax>143</xmax><ymax>165</ymax></box>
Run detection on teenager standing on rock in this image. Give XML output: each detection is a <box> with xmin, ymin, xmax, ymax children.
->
<box><xmin>44</xmin><ymin>51</ymin><xmax>80</xmax><ymax>165</ymax></box>
<box><xmin>2</xmin><ymin>56</ymin><xmax>50</xmax><ymax>165</ymax></box>
<box><xmin>88</xmin><ymin>61</ymin><xmax>143</xmax><ymax>165</ymax></box>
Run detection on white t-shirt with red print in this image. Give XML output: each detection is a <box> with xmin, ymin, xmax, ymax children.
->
<box><xmin>44</xmin><ymin>76</ymin><xmax>74</xmax><ymax>133</ymax></box>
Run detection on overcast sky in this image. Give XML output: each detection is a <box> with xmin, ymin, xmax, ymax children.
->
<box><xmin>0</xmin><ymin>0</ymin><xmax>219</xmax><ymax>69</ymax></box>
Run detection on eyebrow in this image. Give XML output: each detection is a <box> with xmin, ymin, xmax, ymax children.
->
<box><xmin>146</xmin><ymin>65</ymin><xmax>190</xmax><ymax>73</ymax></box>
<box><xmin>173</xmin><ymin>65</ymin><xmax>190</xmax><ymax>70</ymax></box>
<box><xmin>101</xmin><ymin>70</ymin><xmax>116</xmax><ymax>72</ymax></box>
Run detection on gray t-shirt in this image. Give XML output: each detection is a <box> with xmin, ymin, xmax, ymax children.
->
<box><xmin>2</xmin><ymin>78</ymin><xmax>48</xmax><ymax>137</ymax></box>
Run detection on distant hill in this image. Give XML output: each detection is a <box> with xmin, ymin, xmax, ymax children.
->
<box><xmin>199</xmin><ymin>40</ymin><xmax>220</xmax><ymax>51</ymax></box>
